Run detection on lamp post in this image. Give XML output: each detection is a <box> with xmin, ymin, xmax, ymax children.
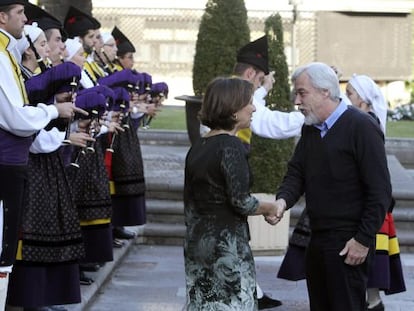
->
<box><xmin>289</xmin><ymin>0</ymin><xmax>302</xmax><ymax>72</ymax></box>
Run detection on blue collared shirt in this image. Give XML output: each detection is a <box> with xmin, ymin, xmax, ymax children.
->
<box><xmin>314</xmin><ymin>98</ymin><xmax>348</xmax><ymax>137</ymax></box>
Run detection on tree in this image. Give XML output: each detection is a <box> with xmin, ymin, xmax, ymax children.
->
<box><xmin>249</xmin><ymin>14</ymin><xmax>296</xmax><ymax>193</ymax></box>
<box><xmin>37</xmin><ymin>0</ymin><xmax>92</xmax><ymax>21</ymax></box>
<box><xmin>192</xmin><ymin>0</ymin><xmax>250</xmax><ymax>96</ymax></box>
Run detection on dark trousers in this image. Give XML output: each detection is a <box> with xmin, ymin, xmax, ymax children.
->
<box><xmin>305</xmin><ymin>230</ymin><xmax>373</xmax><ymax>311</ymax></box>
<box><xmin>0</xmin><ymin>165</ymin><xmax>27</xmax><ymax>266</ymax></box>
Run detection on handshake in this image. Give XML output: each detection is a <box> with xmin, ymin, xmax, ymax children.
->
<box><xmin>259</xmin><ymin>198</ymin><xmax>286</xmax><ymax>226</ymax></box>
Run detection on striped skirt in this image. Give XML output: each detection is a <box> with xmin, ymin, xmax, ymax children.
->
<box><xmin>367</xmin><ymin>212</ymin><xmax>406</xmax><ymax>295</ymax></box>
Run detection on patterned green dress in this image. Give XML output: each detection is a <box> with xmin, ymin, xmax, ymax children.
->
<box><xmin>184</xmin><ymin>134</ymin><xmax>259</xmax><ymax>311</ymax></box>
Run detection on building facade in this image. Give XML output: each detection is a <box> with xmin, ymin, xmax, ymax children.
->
<box><xmin>93</xmin><ymin>0</ymin><xmax>414</xmax><ymax>106</ymax></box>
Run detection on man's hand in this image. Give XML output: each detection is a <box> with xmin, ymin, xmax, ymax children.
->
<box><xmin>262</xmin><ymin>71</ymin><xmax>275</xmax><ymax>92</ymax></box>
<box><xmin>339</xmin><ymin>238</ymin><xmax>369</xmax><ymax>266</ymax></box>
<box><xmin>54</xmin><ymin>102</ymin><xmax>88</xmax><ymax>119</ymax></box>
<box><xmin>107</xmin><ymin>121</ymin><xmax>125</xmax><ymax>133</ymax></box>
<box><xmin>145</xmin><ymin>103</ymin><xmax>161</xmax><ymax>117</ymax></box>
<box><xmin>69</xmin><ymin>132</ymin><xmax>95</xmax><ymax>148</ymax></box>
<box><xmin>265</xmin><ymin>198</ymin><xmax>286</xmax><ymax>225</ymax></box>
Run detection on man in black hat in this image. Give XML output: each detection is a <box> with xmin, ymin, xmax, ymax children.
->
<box><xmin>64</xmin><ymin>6</ymin><xmax>105</xmax><ymax>83</ymax></box>
<box><xmin>24</xmin><ymin>2</ymin><xmax>67</xmax><ymax>66</ymax></box>
<box><xmin>112</xmin><ymin>26</ymin><xmax>136</xmax><ymax>70</ymax></box>
<box><xmin>0</xmin><ymin>1</ymin><xmax>80</xmax><ymax>308</ymax></box>
<box><xmin>232</xmin><ymin>35</ymin><xmax>304</xmax><ymax>309</ymax></box>
<box><xmin>234</xmin><ymin>35</ymin><xmax>304</xmax><ymax>150</ymax></box>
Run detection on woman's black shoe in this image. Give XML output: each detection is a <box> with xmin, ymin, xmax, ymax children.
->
<box><xmin>113</xmin><ymin>238</ymin><xmax>125</xmax><ymax>248</ymax></box>
<box><xmin>258</xmin><ymin>294</ymin><xmax>282</xmax><ymax>310</ymax></box>
<box><xmin>113</xmin><ymin>227</ymin><xmax>136</xmax><ymax>240</ymax></box>
<box><xmin>79</xmin><ymin>271</ymin><xmax>94</xmax><ymax>286</ymax></box>
<box><xmin>79</xmin><ymin>263</ymin><xmax>100</xmax><ymax>272</ymax></box>
<box><xmin>367</xmin><ymin>301</ymin><xmax>384</xmax><ymax>311</ymax></box>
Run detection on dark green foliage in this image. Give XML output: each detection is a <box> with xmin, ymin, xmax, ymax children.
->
<box><xmin>192</xmin><ymin>0</ymin><xmax>250</xmax><ymax>96</ymax></box>
<box><xmin>250</xmin><ymin>14</ymin><xmax>296</xmax><ymax>193</ymax></box>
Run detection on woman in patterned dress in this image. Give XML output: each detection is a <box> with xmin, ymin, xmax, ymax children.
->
<box><xmin>183</xmin><ymin>77</ymin><xmax>282</xmax><ymax>310</ymax></box>
<box><xmin>346</xmin><ymin>74</ymin><xmax>406</xmax><ymax>311</ymax></box>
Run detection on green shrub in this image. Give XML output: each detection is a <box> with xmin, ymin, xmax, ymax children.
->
<box><xmin>250</xmin><ymin>14</ymin><xmax>296</xmax><ymax>193</ymax></box>
<box><xmin>192</xmin><ymin>0</ymin><xmax>250</xmax><ymax>96</ymax></box>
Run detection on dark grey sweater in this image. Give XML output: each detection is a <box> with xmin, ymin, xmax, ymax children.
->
<box><xmin>277</xmin><ymin>106</ymin><xmax>391</xmax><ymax>247</ymax></box>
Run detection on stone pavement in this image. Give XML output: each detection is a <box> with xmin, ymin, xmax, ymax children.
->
<box><xmin>60</xmin><ymin>140</ymin><xmax>414</xmax><ymax>311</ymax></box>
<box><xmin>71</xmin><ymin>244</ymin><xmax>414</xmax><ymax>311</ymax></box>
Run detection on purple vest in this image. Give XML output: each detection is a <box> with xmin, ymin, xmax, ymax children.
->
<box><xmin>0</xmin><ymin>128</ymin><xmax>33</xmax><ymax>165</ymax></box>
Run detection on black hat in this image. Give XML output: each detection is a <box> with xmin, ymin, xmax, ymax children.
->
<box><xmin>64</xmin><ymin>6</ymin><xmax>101</xmax><ymax>38</ymax></box>
<box><xmin>0</xmin><ymin>0</ymin><xmax>27</xmax><ymax>5</ymax></box>
<box><xmin>24</xmin><ymin>3</ymin><xmax>67</xmax><ymax>41</ymax></box>
<box><xmin>112</xmin><ymin>26</ymin><xmax>135</xmax><ymax>55</ymax></box>
<box><xmin>236</xmin><ymin>35</ymin><xmax>269</xmax><ymax>75</ymax></box>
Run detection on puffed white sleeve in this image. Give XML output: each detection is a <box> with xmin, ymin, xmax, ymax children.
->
<box><xmin>0</xmin><ymin>54</ymin><xmax>59</xmax><ymax>137</ymax></box>
<box><xmin>30</xmin><ymin>128</ymin><xmax>65</xmax><ymax>154</ymax></box>
<box><xmin>254</xmin><ymin>86</ymin><xmax>268</xmax><ymax>107</ymax></box>
<box><xmin>250</xmin><ymin>96</ymin><xmax>304</xmax><ymax>139</ymax></box>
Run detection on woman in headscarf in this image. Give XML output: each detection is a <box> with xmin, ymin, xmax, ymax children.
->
<box><xmin>346</xmin><ymin>74</ymin><xmax>406</xmax><ymax>311</ymax></box>
<box><xmin>18</xmin><ymin>23</ymin><xmax>50</xmax><ymax>79</ymax></box>
<box><xmin>64</xmin><ymin>38</ymin><xmax>115</xmax><ymax>285</ymax></box>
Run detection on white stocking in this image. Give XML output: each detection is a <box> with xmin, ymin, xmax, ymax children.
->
<box><xmin>366</xmin><ymin>287</ymin><xmax>381</xmax><ymax>307</ymax></box>
<box><xmin>256</xmin><ymin>283</ymin><xmax>264</xmax><ymax>299</ymax></box>
<box><xmin>0</xmin><ymin>274</ymin><xmax>9</xmax><ymax>311</ymax></box>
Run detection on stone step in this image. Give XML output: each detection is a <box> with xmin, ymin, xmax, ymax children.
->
<box><xmin>146</xmin><ymin>180</ymin><xmax>183</xmax><ymax>200</ymax></box>
<box><xmin>146</xmin><ymin>199</ymin><xmax>184</xmax><ymax>224</ymax></box>
<box><xmin>139</xmin><ymin>133</ymin><xmax>414</xmax><ymax>251</ymax></box>
<box><xmin>143</xmin><ymin>185</ymin><xmax>414</xmax><ymax>246</ymax></box>
<box><xmin>143</xmin><ymin>198</ymin><xmax>414</xmax><ymax>250</ymax></box>
<box><xmin>142</xmin><ymin>222</ymin><xmax>185</xmax><ymax>246</ymax></box>
<box><xmin>138</xmin><ymin>129</ymin><xmax>190</xmax><ymax>146</ymax></box>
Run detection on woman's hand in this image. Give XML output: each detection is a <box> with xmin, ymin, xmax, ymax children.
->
<box><xmin>265</xmin><ymin>199</ymin><xmax>286</xmax><ymax>225</ymax></box>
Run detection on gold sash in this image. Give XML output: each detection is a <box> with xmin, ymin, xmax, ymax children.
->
<box><xmin>0</xmin><ymin>31</ymin><xmax>29</xmax><ymax>104</ymax></box>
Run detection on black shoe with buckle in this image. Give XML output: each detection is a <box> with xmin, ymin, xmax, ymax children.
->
<box><xmin>258</xmin><ymin>293</ymin><xmax>282</xmax><ymax>310</ymax></box>
<box><xmin>113</xmin><ymin>227</ymin><xmax>136</xmax><ymax>240</ymax></box>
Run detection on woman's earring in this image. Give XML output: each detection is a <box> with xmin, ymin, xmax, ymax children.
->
<box><xmin>233</xmin><ymin>114</ymin><xmax>238</xmax><ymax>120</ymax></box>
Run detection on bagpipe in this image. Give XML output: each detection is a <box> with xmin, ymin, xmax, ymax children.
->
<box><xmin>142</xmin><ymin>81</ymin><xmax>169</xmax><ymax>129</ymax></box>
<box><xmin>93</xmin><ymin>46</ymin><xmax>119</xmax><ymax>75</ymax></box>
<box><xmin>98</xmin><ymin>69</ymin><xmax>142</xmax><ymax>130</ymax></box>
<box><xmin>105</xmin><ymin>87</ymin><xmax>130</xmax><ymax>153</ymax></box>
<box><xmin>93</xmin><ymin>46</ymin><xmax>115</xmax><ymax>75</ymax></box>
<box><xmin>69</xmin><ymin>86</ymin><xmax>109</xmax><ymax>168</ymax></box>
<box><xmin>24</xmin><ymin>62</ymin><xmax>81</xmax><ymax>141</ymax></box>
<box><xmin>24</xmin><ymin>61</ymin><xmax>81</xmax><ymax>106</ymax></box>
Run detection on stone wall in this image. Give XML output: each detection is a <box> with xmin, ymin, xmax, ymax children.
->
<box><xmin>386</xmin><ymin>138</ymin><xmax>414</xmax><ymax>169</ymax></box>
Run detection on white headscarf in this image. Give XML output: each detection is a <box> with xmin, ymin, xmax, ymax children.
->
<box><xmin>15</xmin><ymin>23</ymin><xmax>43</xmax><ymax>62</ymax></box>
<box><xmin>349</xmin><ymin>74</ymin><xmax>387</xmax><ymax>134</ymax></box>
<box><xmin>64</xmin><ymin>38</ymin><xmax>82</xmax><ymax>61</ymax></box>
<box><xmin>101</xmin><ymin>32</ymin><xmax>114</xmax><ymax>44</ymax></box>
<box><xmin>24</xmin><ymin>23</ymin><xmax>43</xmax><ymax>45</ymax></box>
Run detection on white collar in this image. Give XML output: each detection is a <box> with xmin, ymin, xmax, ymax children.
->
<box><xmin>0</xmin><ymin>28</ymin><xmax>18</xmax><ymax>51</ymax></box>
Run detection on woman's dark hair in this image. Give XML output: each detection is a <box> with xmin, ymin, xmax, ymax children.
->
<box><xmin>199</xmin><ymin>76</ymin><xmax>254</xmax><ymax>130</ymax></box>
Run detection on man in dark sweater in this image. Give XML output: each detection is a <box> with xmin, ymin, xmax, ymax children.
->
<box><xmin>271</xmin><ymin>62</ymin><xmax>391</xmax><ymax>311</ymax></box>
